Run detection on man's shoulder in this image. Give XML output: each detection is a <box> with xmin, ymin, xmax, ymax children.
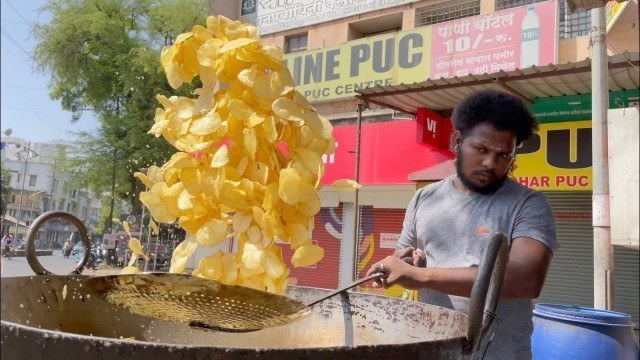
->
<box><xmin>416</xmin><ymin>176</ymin><xmax>452</xmax><ymax>196</ymax></box>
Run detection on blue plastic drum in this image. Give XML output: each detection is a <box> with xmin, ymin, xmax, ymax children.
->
<box><xmin>532</xmin><ymin>304</ymin><xmax>639</xmax><ymax>360</ymax></box>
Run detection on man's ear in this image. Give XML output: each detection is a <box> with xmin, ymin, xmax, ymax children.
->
<box><xmin>450</xmin><ymin>131</ymin><xmax>462</xmax><ymax>152</ymax></box>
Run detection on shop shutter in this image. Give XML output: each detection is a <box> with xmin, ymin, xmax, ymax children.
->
<box><xmin>281</xmin><ymin>205</ymin><xmax>344</xmax><ymax>290</ymax></box>
<box><xmin>613</xmin><ymin>245</ymin><xmax>639</xmax><ymax>327</ymax></box>
<box><xmin>538</xmin><ymin>191</ymin><xmax>639</xmax><ymax>326</ymax></box>
<box><xmin>356</xmin><ymin>206</ymin><xmax>412</xmax><ymax>299</ymax></box>
<box><xmin>537</xmin><ymin>192</ymin><xmax>594</xmax><ymax>308</ymax></box>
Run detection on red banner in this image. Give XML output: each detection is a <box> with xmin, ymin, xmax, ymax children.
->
<box><xmin>322</xmin><ymin>120</ymin><xmax>453</xmax><ymax>185</ymax></box>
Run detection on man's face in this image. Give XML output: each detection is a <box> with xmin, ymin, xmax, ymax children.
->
<box><xmin>454</xmin><ymin>123</ymin><xmax>516</xmax><ymax>194</ymax></box>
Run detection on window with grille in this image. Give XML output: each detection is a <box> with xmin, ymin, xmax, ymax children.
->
<box><xmin>29</xmin><ymin>175</ymin><xmax>37</xmax><ymax>186</ymax></box>
<box><xmin>415</xmin><ymin>0</ymin><xmax>481</xmax><ymax>27</ymax></box>
<box><xmin>495</xmin><ymin>0</ymin><xmax>545</xmax><ymax>11</ymax></box>
<box><xmin>495</xmin><ymin>0</ymin><xmax>590</xmax><ymax>39</ymax></box>
<box><xmin>285</xmin><ymin>34</ymin><xmax>308</xmax><ymax>53</ymax></box>
<box><xmin>558</xmin><ymin>0</ymin><xmax>591</xmax><ymax>38</ymax></box>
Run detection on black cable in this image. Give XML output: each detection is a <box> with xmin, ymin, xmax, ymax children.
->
<box><xmin>480</xmin><ymin>310</ymin><xmax>502</xmax><ymax>360</ymax></box>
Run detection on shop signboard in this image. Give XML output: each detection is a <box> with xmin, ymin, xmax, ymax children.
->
<box><xmin>284</xmin><ymin>27</ymin><xmax>432</xmax><ymax>102</ymax></box>
<box><xmin>515</xmin><ymin>120</ymin><xmax>592</xmax><ymax>191</ymax></box>
<box><xmin>605</xmin><ymin>0</ymin><xmax>630</xmax><ymax>32</ymax></box>
<box><xmin>430</xmin><ymin>0</ymin><xmax>558</xmax><ymax>79</ymax></box>
<box><xmin>321</xmin><ymin>120</ymin><xmax>452</xmax><ymax>185</ymax></box>
<box><xmin>242</xmin><ymin>0</ymin><xmax>419</xmax><ymax>35</ymax></box>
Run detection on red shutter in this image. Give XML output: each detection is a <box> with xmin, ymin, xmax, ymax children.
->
<box><xmin>281</xmin><ymin>204</ymin><xmax>344</xmax><ymax>290</ymax></box>
<box><xmin>356</xmin><ymin>206</ymin><xmax>414</xmax><ymax>299</ymax></box>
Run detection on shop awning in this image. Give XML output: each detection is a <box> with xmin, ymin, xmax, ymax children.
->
<box><xmin>1</xmin><ymin>214</ymin><xmax>28</xmax><ymax>228</ymax></box>
<box><xmin>408</xmin><ymin>159</ymin><xmax>456</xmax><ymax>182</ymax></box>
<box><xmin>356</xmin><ymin>51</ymin><xmax>639</xmax><ymax>114</ymax></box>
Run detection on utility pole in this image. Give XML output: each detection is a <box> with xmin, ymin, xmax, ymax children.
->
<box><xmin>591</xmin><ymin>6</ymin><xmax>614</xmax><ymax>310</ymax></box>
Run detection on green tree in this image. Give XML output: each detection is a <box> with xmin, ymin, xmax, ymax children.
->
<box><xmin>32</xmin><ymin>0</ymin><xmax>209</xmax><ymax>230</ymax></box>
<box><xmin>0</xmin><ymin>163</ymin><xmax>11</xmax><ymax>218</ymax></box>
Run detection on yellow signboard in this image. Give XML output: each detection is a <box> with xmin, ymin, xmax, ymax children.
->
<box><xmin>283</xmin><ymin>27</ymin><xmax>431</xmax><ymax>103</ymax></box>
<box><xmin>514</xmin><ymin>121</ymin><xmax>592</xmax><ymax>191</ymax></box>
<box><xmin>606</xmin><ymin>0</ymin><xmax>629</xmax><ymax>32</ymax></box>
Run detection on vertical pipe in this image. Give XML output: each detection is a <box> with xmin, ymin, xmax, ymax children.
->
<box><xmin>591</xmin><ymin>7</ymin><xmax>614</xmax><ymax>310</ymax></box>
<box><xmin>351</xmin><ymin>101</ymin><xmax>365</xmax><ymax>282</ymax></box>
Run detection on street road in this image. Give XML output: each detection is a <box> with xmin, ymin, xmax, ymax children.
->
<box><xmin>0</xmin><ymin>250</ymin><xmax>107</xmax><ymax>277</ymax></box>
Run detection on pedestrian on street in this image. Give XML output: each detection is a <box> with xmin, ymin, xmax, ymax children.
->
<box><xmin>366</xmin><ymin>90</ymin><xmax>558</xmax><ymax>359</ymax></box>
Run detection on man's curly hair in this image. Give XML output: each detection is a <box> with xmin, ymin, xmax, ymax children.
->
<box><xmin>451</xmin><ymin>90</ymin><xmax>538</xmax><ymax>146</ymax></box>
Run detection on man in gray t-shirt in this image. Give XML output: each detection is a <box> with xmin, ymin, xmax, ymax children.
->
<box><xmin>366</xmin><ymin>90</ymin><xmax>558</xmax><ymax>359</ymax></box>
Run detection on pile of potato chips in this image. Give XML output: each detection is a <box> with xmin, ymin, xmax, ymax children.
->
<box><xmin>133</xmin><ymin>15</ymin><xmax>342</xmax><ymax>294</ymax></box>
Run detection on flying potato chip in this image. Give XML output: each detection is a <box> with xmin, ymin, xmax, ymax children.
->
<box><xmin>291</xmin><ymin>243</ymin><xmax>324</xmax><ymax>267</ymax></box>
<box><xmin>122</xmin><ymin>266</ymin><xmax>142</xmax><ymax>274</ymax></box>
<box><xmin>128</xmin><ymin>238</ymin><xmax>149</xmax><ymax>260</ymax></box>
<box><xmin>242</xmin><ymin>242</ymin><xmax>264</xmax><ymax>270</ymax></box>
<box><xmin>150</xmin><ymin>220</ymin><xmax>159</xmax><ymax>235</ymax></box>
<box><xmin>210</xmin><ymin>145</ymin><xmax>229</xmax><ymax>168</ymax></box>
<box><xmin>331</xmin><ymin>179</ymin><xmax>362</xmax><ymax>191</ymax></box>
<box><xmin>196</xmin><ymin>219</ymin><xmax>229</xmax><ymax>247</ymax></box>
<box><xmin>123</xmin><ymin>221</ymin><xmax>131</xmax><ymax>236</ymax></box>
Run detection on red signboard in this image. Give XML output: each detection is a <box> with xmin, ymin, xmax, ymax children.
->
<box><xmin>322</xmin><ymin>120</ymin><xmax>453</xmax><ymax>185</ymax></box>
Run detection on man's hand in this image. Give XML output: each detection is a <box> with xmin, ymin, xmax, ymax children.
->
<box><xmin>366</xmin><ymin>256</ymin><xmax>423</xmax><ymax>289</ymax></box>
<box><xmin>393</xmin><ymin>247</ymin><xmax>426</xmax><ymax>267</ymax></box>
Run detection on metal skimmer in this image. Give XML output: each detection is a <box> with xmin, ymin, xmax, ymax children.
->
<box><xmin>85</xmin><ymin>272</ymin><xmax>385</xmax><ymax>332</ymax></box>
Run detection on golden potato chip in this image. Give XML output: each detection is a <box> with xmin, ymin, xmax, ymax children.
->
<box><xmin>196</xmin><ymin>219</ymin><xmax>229</xmax><ymax>247</ymax></box>
<box><xmin>169</xmin><ymin>236</ymin><xmax>198</xmax><ymax>273</ymax></box>
<box><xmin>198</xmin><ymin>250</ymin><xmax>224</xmax><ymax>279</ymax></box>
<box><xmin>278</xmin><ymin>168</ymin><xmax>301</xmax><ymax>205</ymax></box>
<box><xmin>210</xmin><ymin>145</ymin><xmax>229</xmax><ymax>168</ymax></box>
<box><xmin>180</xmin><ymin>167</ymin><xmax>202</xmax><ymax>195</ymax></box>
<box><xmin>177</xmin><ymin>189</ymin><xmax>196</xmax><ymax>210</ymax></box>
<box><xmin>273</xmin><ymin>97</ymin><xmax>305</xmax><ymax>122</ymax></box>
<box><xmin>123</xmin><ymin>221</ymin><xmax>132</xmax><ymax>236</ymax></box>
<box><xmin>151</xmin><ymin>220</ymin><xmax>159</xmax><ymax>235</ymax></box>
<box><xmin>291</xmin><ymin>243</ymin><xmax>324</xmax><ymax>267</ymax></box>
<box><xmin>128</xmin><ymin>253</ymin><xmax>139</xmax><ymax>267</ymax></box>
<box><xmin>232</xmin><ymin>211</ymin><xmax>253</xmax><ymax>233</ymax></box>
<box><xmin>128</xmin><ymin>238</ymin><xmax>149</xmax><ymax>260</ymax></box>
<box><xmin>241</xmin><ymin>242</ymin><xmax>263</xmax><ymax>270</ymax></box>
<box><xmin>285</xmin><ymin>223</ymin><xmax>311</xmax><ymax>249</ymax></box>
<box><xmin>122</xmin><ymin>265</ymin><xmax>142</xmax><ymax>274</ymax></box>
<box><xmin>221</xmin><ymin>253</ymin><xmax>238</xmax><ymax>283</ymax></box>
<box><xmin>331</xmin><ymin>179</ymin><xmax>362</xmax><ymax>191</ymax></box>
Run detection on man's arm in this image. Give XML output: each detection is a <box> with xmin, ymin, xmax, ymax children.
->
<box><xmin>369</xmin><ymin>236</ymin><xmax>553</xmax><ymax>300</ymax></box>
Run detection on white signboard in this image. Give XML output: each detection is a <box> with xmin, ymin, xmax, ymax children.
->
<box><xmin>608</xmin><ymin>107</ymin><xmax>639</xmax><ymax>248</ymax></box>
<box><xmin>242</xmin><ymin>0</ymin><xmax>419</xmax><ymax>35</ymax></box>
<box><xmin>380</xmin><ymin>233</ymin><xmax>400</xmax><ymax>249</ymax></box>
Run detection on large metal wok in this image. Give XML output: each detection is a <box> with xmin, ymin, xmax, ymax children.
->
<box><xmin>1</xmin><ymin>211</ymin><xmax>508</xmax><ymax>359</ymax></box>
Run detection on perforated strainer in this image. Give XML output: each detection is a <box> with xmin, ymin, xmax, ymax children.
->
<box><xmin>84</xmin><ymin>272</ymin><xmax>385</xmax><ymax>332</ymax></box>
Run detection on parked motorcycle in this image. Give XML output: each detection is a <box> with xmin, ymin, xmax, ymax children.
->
<box><xmin>74</xmin><ymin>247</ymin><xmax>102</xmax><ymax>270</ymax></box>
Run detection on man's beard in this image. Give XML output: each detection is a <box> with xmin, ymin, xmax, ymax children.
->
<box><xmin>455</xmin><ymin>149</ymin><xmax>507</xmax><ymax>195</ymax></box>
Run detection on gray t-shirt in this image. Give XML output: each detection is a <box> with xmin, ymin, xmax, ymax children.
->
<box><xmin>398</xmin><ymin>175</ymin><xmax>557</xmax><ymax>359</ymax></box>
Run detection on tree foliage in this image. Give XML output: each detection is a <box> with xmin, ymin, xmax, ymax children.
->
<box><xmin>0</xmin><ymin>163</ymin><xmax>11</xmax><ymax>218</ymax></box>
<box><xmin>32</xmin><ymin>0</ymin><xmax>209</xmax><ymax>220</ymax></box>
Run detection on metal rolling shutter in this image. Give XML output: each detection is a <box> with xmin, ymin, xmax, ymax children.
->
<box><xmin>614</xmin><ymin>245</ymin><xmax>639</xmax><ymax>327</ymax></box>
<box><xmin>281</xmin><ymin>205</ymin><xmax>344</xmax><ymax>290</ymax></box>
<box><xmin>356</xmin><ymin>206</ymin><xmax>409</xmax><ymax>298</ymax></box>
<box><xmin>537</xmin><ymin>192</ymin><xmax>594</xmax><ymax>307</ymax></box>
<box><xmin>538</xmin><ymin>191</ymin><xmax>639</xmax><ymax>327</ymax></box>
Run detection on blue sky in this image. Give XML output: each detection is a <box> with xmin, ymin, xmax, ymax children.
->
<box><xmin>1</xmin><ymin>0</ymin><xmax>99</xmax><ymax>144</ymax></box>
